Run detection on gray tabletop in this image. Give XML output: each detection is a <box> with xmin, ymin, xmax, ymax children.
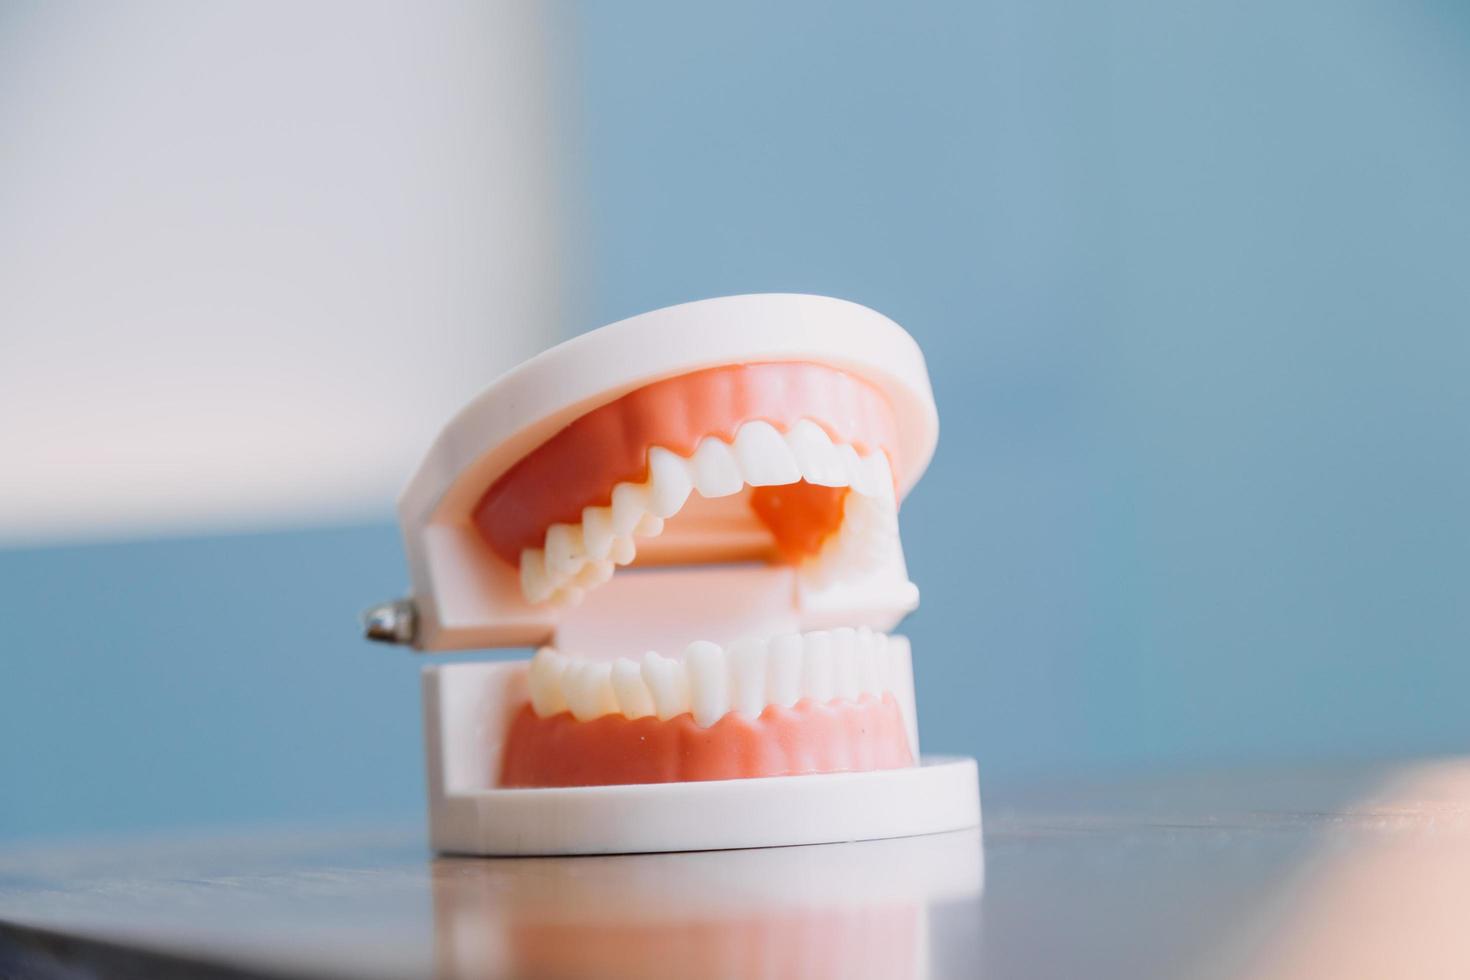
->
<box><xmin>3</xmin><ymin>758</ymin><xmax>1468</xmax><ymax>979</ymax></box>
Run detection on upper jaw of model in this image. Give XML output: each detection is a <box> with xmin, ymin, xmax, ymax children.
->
<box><xmin>482</xmin><ymin>363</ymin><xmax>904</xmax><ymax>608</ymax></box>
<box><xmin>392</xmin><ymin>294</ymin><xmax>937</xmax><ymax>673</ymax></box>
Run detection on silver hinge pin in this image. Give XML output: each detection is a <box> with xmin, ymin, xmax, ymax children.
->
<box><xmin>362</xmin><ymin>598</ymin><xmax>417</xmax><ymax>646</ymax></box>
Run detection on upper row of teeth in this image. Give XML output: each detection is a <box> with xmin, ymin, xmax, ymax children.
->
<box><xmin>520</xmin><ymin>420</ymin><xmax>896</xmax><ymax>606</ymax></box>
<box><xmin>528</xmin><ymin>627</ymin><xmax>898</xmax><ymax>728</ymax></box>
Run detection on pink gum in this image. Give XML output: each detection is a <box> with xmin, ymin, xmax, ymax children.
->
<box><xmin>499</xmin><ymin>693</ymin><xmax>914</xmax><ymax>788</ymax></box>
<box><xmin>472</xmin><ymin>362</ymin><xmax>900</xmax><ymax>565</ymax></box>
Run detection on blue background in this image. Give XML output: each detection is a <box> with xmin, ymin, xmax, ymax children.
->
<box><xmin>4</xmin><ymin>0</ymin><xmax>1469</xmax><ymax>841</ymax></box>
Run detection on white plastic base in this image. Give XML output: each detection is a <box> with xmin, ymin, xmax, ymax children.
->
<box><xmin>423</xmin><ymin>661</ymin><xmax>981</xmax><ymax>856</ymax></box>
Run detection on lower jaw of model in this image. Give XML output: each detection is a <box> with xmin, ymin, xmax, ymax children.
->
<box><xmin>476</xmin><ymin>362</ymin><xmax>919</xmax><ymax>788</ymax></box>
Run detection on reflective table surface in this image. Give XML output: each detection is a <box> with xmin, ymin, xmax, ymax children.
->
<box><xmin>3</xmin><ymin>758</ymin><xmax>1469</xmax><ymax>979</ymax></box>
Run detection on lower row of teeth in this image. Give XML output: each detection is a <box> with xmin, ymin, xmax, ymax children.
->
<box><xmin>528</xmin><ymin>627</ymin><xmax>900</xmax><ymax>728</ymax></box>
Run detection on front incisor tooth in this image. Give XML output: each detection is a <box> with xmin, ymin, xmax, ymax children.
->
<box><xmin>581</xmin><ymin>506</ymin><xmax>615</xmax><ymax>560</ymax></box>
<box><xmin>565</xmin><ymin>661</ymin><xmax>618</xmax><ymax>721</ymax></box>
<box><xmin>610</xmin><ymin>483</ymin><xmax>650</xmax><ymax>536</ymax></box>
<box><xmin>733</xmin><ymin>421</ymin><xmax>801</xmax><ymax>486</ymax></box>
<box><xmin>647</xmin><ymin>448</ymin><xmax>693</xmax><ymax>517</ymax></box>
<box><xmin>726</xmin><ymin>638</ymin><xmax>769</xmax><ymax>719</ymax></box>
<box><xmin>854</xmin><ymin>627</ymin><xmax>878</xmax><ymax>695</ymax></box>
<box><xmin>611</xmin><ymin>658</ymin><xmax>655</xmax><ymax>719</ymax></box>
<box><xmin>527</xmin><ymin>647</ymin><xmax>568</xmax><ymax>716</ymax></box>
<box><xmin>767</xmin><ymin>633</ymin><xmax>804</xmax><ymax>707</ymax></box>
<box><xmin>641</xmin><ymin>652</ymin><xmax>690</xmax><ymax>721</ymax></box>
<box><xmin>802</xmin><ymin>631</ymin><xmax>836</xmax><ymax>703</ymax></box>
<box><xmin>684</xmin><ymin>640</ymin><xmax>729</xmax><ymax>727</ymax></box>
<box><xmin>544</xmin><ymin>523</ymin><xmax>585</xmax><ymax>579</ymax></box>
<box><xmin>831</xmin><ymin>627</ymin><xmax>861</xmax><ymax>701</ymax></box>
<box><xmin>786</xmin><ymin>419</ymin><xmax>848</xmax><ymax>487</ymax></box>
<box><xmin>690</xmin><ymin>436</ymin><xmax>743</xmax><ymax>497</ymax></box>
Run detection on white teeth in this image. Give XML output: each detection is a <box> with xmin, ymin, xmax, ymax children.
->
<box><xmin>647</xmin><ymin>447</ymin><xmax>693</xmax><ymax>518</ymax></box>
<box><xmin>610</xmin><ymin>482</ymin><xmax>650</xmax><ymax>536</ymax></box>
<box><xmin>520</xmin><ymin>548</ymin><xmax>552</xmax><ymax>604</ymax></box>
<box><xmin>609</xmin><ymin>536</ymin><xmax>637</xmax><ymax>565</ymax></box>
<box><xmin>528</xmin><ymin>647</ymin><xmax>569</xmax><ymax>716</ymax></box>
<box><xmin>518</xmin><ymin>421</ymin><xmax>898</xmax><ymax>605</ymax></box>
<box><xmin>733</xmin><ymin>420</ymin><xmax>802</xmax><ymax>486</ymax></box>
<box><xmin>574</xmin><ymin>559</ymin><xmax>614</xmax><ymax>588</ymax></box>
<box><xmin>641</xmin><ymin>651</ymin><xmax>690</xmax><ymax>721</ymax></box>
<box><xmin>786</xmin><ymin>419</ymin><xmax>848</xmax><ymax>487</ymax></box>
<box><xmin>611</xmin><ymin>658</ymin><xmax>655</xmax><ymax>719</ymax></box>
<box><xmin>767</xmin><ymin>633</ymin><xmax>804</xmax><ymax>707</ymax></box>
<box><xmin>633</xmin><ymin>512</ymin><xmax>664</xmax><ymax>537</ymax></box>
<box><xmin>854</xmin><ymin>627</ymin><xmax>878</xmax><ymax>695</ymax></box>
<box><xmin>581</xmin><ymin>506</ymin><xmax>615</xmax><ymax>561</ymax></box>
<box><xmin>544</xmin><ymin>523</ymin><xmax>584</xmax><ymax>578</ymax></box>
<box><xmin>853</xmin><ymin>450</ymin><xmax>895</xmax><ymax>500</ymax></box>
<box><xmin>564</xmin><ymin>660</ymin><xmax>618</xmax><ymax>722</ymax></box>
<box><xmin>831</xmin><ymin>627</ymin><xmax>861</xmax><ymax>701</ymax></box>
<box><xmin>801</xmin><ymin>630</ymin><xmax>836</xmax><ymax>703</ymax></box>
<box><xmin>834</xmin><ymin>442</ymin><xmax>864</xmax><ymax>489</ymax></box>
<box><xmin>529</xmin><ymin>629</ymin><xmax>899</xmax><ymax>725</ymax></box>
<box><xmin>690</xmin><ymin>436</ymin><xmax>744</xmax><ymax>497</ymax></box>
<box><xmin>869</xmin><ymin>631</ymin><xmax>890</xmax><ymax>692</ymax></box>
<box><xmin>727</xmin><ymin>637</ymin><xmax>769</xmax><ymax>719</ymax></box>
<box><xmin>684</xmin><ymin>640</ymin><xmax>728</xmax><ymax>728</ymax></box>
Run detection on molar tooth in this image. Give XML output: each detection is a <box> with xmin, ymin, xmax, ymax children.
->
<box><xmin>727</xmin><ymin>638</ymin><xmax>769</xmax><ymax>720</ymax></box>
<box><xmin>641</xmin><ymin>652</ymin><xmax>690</xmax><ymax>721</ymax></box>
<box><xmin>520</xmin><ymin>548</ymin><xmax>553</xmax><ymax>604</ymax></box>
<box><xmin>549</xmin><ymin>584</ymin><xmax>585</xmax><ymax>607</ymax></box>
<box><xmin>565</xmin><ymin>661</ymin><xmax>618</xmax><ymax>721</ymax></box>
<box><xmin>544</xmin><ymin>523</ymin><xmax>584</xmax><ymax>579</ymax></box>
<box><xmin>609</xmin><ymin>536</ymin><xmax>637</xmax><ymax>565</ymax></box>
<box><xmin>767</xmin><ymin>633</ymin><xmax>804</xmax><ymax>707</ymax></box>
<box><xmin>684</xmin><ymin>640</ymin><xmax>729</xmax><ymax>727</ymax></box>
<box><xmin>574</xmin><ymin>559</ymin><xmax>614</xmax><ymax>588</ymax></box>
<box><xmin>611</xmin><ymin>483</ymin><xmax>650</xmax><ymax>536</ymax></box>
<box><xmin>786</xmin><ymin>419</ymin><xmax>848</xmax><ymax>487</ymax></box>
<box><xmin>633</xmin><ymin>513</ymin><xmax>665</xmax><ymax>537</ymax></box>
<box><xmin>647</xmin><ymin>447</ymin><xmax>693</xmax><ymax>517</ymax></box>
<box><xmin>582</xmin><ymin>506</ymin><xmax>615</xmax><ymax>560</ymax></box>
<box><xmin>733</xmin><ymin>421</ymin><xmax>801</xmax><ymax>486</ymax></box>
<box><xmin>611</xmin><ymin>658</ymin><xmax>655</xmax><ymax>719</ymax></box>
<box><xmin>690</xmin><ymin>436</ymin><xmax>743</xmax><ymax>497</ymax></box>
<box><xmin>801</xmin><ymin>631</ymin><xmax>835</xmax><ymax>703</ymax></box>
<box><xmin>831</xmin><ymin>627</ymin><xmax>861</xmax><ymax>701</ymax></box>
<box><xmin>527</xmin><ymin>647</ymin><xmax>568</xmax><ymax>716</ymax></box>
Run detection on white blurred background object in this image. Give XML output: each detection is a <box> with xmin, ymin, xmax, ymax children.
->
<box><xmin>0</xmin><ymin>0</ymin><xmax>564</xmax><ymax>544</ymax></box>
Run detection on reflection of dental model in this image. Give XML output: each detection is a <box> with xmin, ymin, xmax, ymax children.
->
<box><xmin>366</xmin><ymin>294</ymin><xmax>981</xmax><ymax>854</ymax></box>
<box><xmin>433</xmin><ymin>828</ymin><xmax>984</xmax><ymax>980</ymax></box>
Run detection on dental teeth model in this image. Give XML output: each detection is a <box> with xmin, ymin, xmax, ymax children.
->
<box><xmin>365</xmin><ymin>294</ymin><xmax>980</xmax><ymax>855</ymax></box>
